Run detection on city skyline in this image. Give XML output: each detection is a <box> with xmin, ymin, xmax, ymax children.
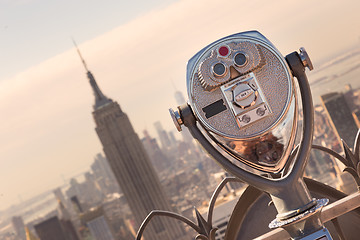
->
<box><xmin>1</xmin><ymin>0</ymin><xmax>360</xmax><ymax>211</ymax></box>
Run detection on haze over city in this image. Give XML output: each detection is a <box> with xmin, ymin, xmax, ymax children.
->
<box><xmin>1</xmin><ymin>0</ymin><xmax>360</xmax><ymax>213</ymax></box>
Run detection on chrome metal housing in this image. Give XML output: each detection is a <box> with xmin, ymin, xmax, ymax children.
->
<box><xmin>186</xmin><ymin>31</ymin><xmax>297</xmax><ymax>173</ymax></box>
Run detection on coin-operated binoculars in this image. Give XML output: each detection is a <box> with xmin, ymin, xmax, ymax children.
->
<box><xmin>170</xmin><ymin>31</ymin><xmax>332</xmax><ymax>239</ymax></box>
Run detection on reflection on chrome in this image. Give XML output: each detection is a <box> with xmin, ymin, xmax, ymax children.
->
<box><xmin>228</xmin><ymin>134</ymin><xmax>284</xmax><ymax>165</ymax></box>
<box><xmin>209</xmin><ymin>96</ymin><xmax>297</xmax><ymax>173</ymax></box>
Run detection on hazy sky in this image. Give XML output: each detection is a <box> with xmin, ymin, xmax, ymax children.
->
<box><xmin>1</xmin><ymin>0</ymin><xmax>360</xmax><ymax>211</ymax></box>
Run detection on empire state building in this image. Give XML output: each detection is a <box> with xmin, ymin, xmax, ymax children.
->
<box><xmin>75</xmin><ymin>46</ymin><xmax>186</xmax><ymax>239</ymax></box>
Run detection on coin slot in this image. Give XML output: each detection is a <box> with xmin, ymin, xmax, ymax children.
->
<box><xmin>202</xmin><ymin>99</ymin><xmax>227</xmax><ymax>118</ymax></box>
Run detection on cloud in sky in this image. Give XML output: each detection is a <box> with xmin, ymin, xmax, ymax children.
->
<box><xmin>0</xmin><ymin>0</ymin><xmax>359</xmax><ymax>209</ymax></box>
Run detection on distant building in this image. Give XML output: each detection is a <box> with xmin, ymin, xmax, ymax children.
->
<box><xmin>142</xmin><ymin>130</ymin><xmax>170</xmax><ymax>173</ymax></box>
<box><xmin>70</xmin><ymin>195</ymin><xmax>83</xmax><ymax>214</ymax></box>
<box><xmin>80</xmin><ymin>207</ymin><xmax>116</xmax><ymax>240</ymax></box>
<box><xmin>76</xmin><ymin>46</ymin><xmax>187</xmax><ymax>239</ymax></box>
<box><xmin>56</xmin><ymin>198</ymin><xmax>80</xmax><ymax>240</ymax></box>
<box><xmin>91</xmin><ymin>153</ymin><xmax>120</xmax><ymax>195</ymax></box>
<box><xmin>91</xmin><ymin>153</ymin><xmax>115</xmax><ymax>181</ymax></box>
<box><xmin>320</xmin><ymin>92</ymin><xmax>358</xmax><ymax>148</ymax></box>
<box><xmin>11</xmin><ymin>216</ymin><xmax>26</xmax><ymax>240</ymax></box>
<box><xmin>65</xmin><ymin>173</ymin><xmax>103</xmax><ymax>208</ymax></box>
<box><xmin>101</xmin><ymin>194</ymin><xmax>134</xmax><ymax>239</ymax></box>
<box><xmin>66</xmin><ymin>179</ymin><xmax>82</xmax><ymax>204</ymax></box>
<box><xmin>168</xmin><ymin>131</ymin><xmax>178</xmax><ymax>146</ymax></box>
<box><xmin>53</xmin><ymin>187</ymin><xmax>75</xmax><ymax>222</ymax></box>
<box><xmin>53</xmin><ymin>188</ymin><xmax>67</xmax><ymax>209</ymax></box>
<box><xmin>154</xmin><ymin>121</ymin><xmax>172</xmax><ymax>149</ymax></box>
<box><xmin>174</xmin><ymin>90</ymin><xmax>186</xmax><ymax>106</ymax></box>
<box><xmin>34</xmin><ymin>216</ymin><xmax>78</xmax><ymax>240</ymax></box>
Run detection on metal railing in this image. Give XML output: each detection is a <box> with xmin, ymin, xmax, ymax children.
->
<box><xmin>255</xmin><ymin>191</ymin><xmax>360</xmax><ymax>240</ymax></box>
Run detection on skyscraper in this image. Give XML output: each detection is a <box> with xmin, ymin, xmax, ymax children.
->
<box><xmin>75</xmin><ymin>44</ymin><xmax>186</xmax><ymax>239</ymax></box>
<box><xmin>154</xmin><ymin>121</ymin><xmax>172</xmax><ymax>150</ymax></box>
<box><xmin>91</xmin><ymin>153</ymin><xmax>117</xmax><ymax>184</ymax></box>
<box><xmin>34</xmin><ymin>216</ymin><xmax>78</xmax><ymax>240</ymax></box>
<box><xmin>53</xmin><ymin>188</ymin><xmax>69</xmax><ymax>212</ymax></box>
<box><xmin>142</xmin><ymin>130</ymin><xmax>170</xmax><ymax>173</ymax></box>
<box><xmin>80</xmin><ymin>206</ymin><xmax>116</xmax><ymax>240</ymax></box>
<box><xmin>56</xmin><ymin>199</ymin><xmax>80</xmax><ymax>240</ymax></box>
<box><xmin>320</xmin><ymin>92</ymin><xmax>358</xmax><ymax>148</ymax></box>
<box><xmin>91</xmin><ymin>153</ymin><xmax>120</xmax><ymax>195</ymax></box>
<box><xmin>11</xmin><ymin>216</ymin><xmax>26</xmax><ymax>240</ymax></box>
<box><xmin>174</xmin><ymin>90</ymin><xmax>186</xmax><ymax>106</ymax></box>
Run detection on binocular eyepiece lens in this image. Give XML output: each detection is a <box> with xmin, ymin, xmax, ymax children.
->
<box><xmin>234</xmin><ymin>52</ymin><xmax>247</xmax><ymax>66</ymax></box>
<box><xmin>212</xmin><ymin>62</ymin><xmax>227</xmax><ymax>77</ymax></box>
